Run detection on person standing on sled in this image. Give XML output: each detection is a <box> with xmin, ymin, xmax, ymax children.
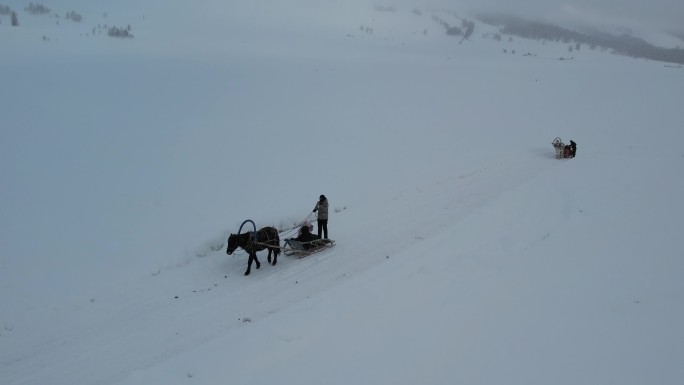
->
<box><xmin>563</xmin><ymin>139</ymin><xmax>577</xmax><ymax>158</ymax></box>
<box><xmin>569</xmin><ymin>140</ymin><xmax>577</xmax><ymax>158</ymax></box>
<box><xmin>313</xmin><ymin>194</ymin><xmax>329</xmax><ymax>239</ymax></box>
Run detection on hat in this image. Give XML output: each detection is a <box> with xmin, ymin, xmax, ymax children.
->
<box><xmin>320</xmin><ymin>194</ymin><xmax>326</xmax><ymax>200</ymax></box>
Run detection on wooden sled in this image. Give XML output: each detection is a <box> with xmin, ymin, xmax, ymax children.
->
<box><xmin>283</xmin><ymin>238</ymin><xmax>335</xmax><ymax>257</ymax></box>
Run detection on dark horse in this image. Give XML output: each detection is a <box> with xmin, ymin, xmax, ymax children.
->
<box><xmin>226</xmin><ymin>226</ymin><xmax>280</xmax><ymax>276</ymax></box>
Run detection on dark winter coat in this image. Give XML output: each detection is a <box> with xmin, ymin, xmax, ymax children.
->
<box><xmin>294</xmin><ymin>232</ymin><xmax>321</xmax><ymax>249</ymax></box>
<box><xmin>569</xmin><ymin>140</ymin><xmax>577</xmax><ymax>157</ymax></box>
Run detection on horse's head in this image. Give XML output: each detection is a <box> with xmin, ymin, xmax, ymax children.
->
<box><xmin>226</xmin><ymin>233</ymin><xmax>238</xmax><ymax>255</ymax></box>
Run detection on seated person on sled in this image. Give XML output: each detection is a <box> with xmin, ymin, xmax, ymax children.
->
<box><xmin>289</xmin><ymin>225</ymin><xmax>322</xmax><ymax>250</ymax></box>
<box><xmin>297</xmin><ymin>221</ymin><xmax>314</xmax><ymax>237</ymax></box>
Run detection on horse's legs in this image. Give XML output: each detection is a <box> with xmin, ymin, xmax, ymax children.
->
<box><xmin>245</xmin><ymin>253</ymin><xmax>261</xmax><ymax>276</ymax></box>
<box><xmin>245</xmin><ymin>254</ymin><xmax>254</xmax><ymax>275</ymax></box>
<box><xmin>245</xmin><ymin>254</ymin><xmax>252</xmax><ymax>276</ymax></box>
<box><xmin>269</xmin><ymin>248</ymin><xmax>278</xmax><ymax>266</ymax></box>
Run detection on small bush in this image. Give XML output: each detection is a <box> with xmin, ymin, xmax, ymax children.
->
<box><xmin>108</xmin><ymin>25</ymin><xmax>133</xmax><ymax>39</ymax></box>
<box><xmin>446</xmin><ymin>26</ymin><xmax>462</xmax><ymax>36</ymax></box>
<box><xmin>25</xmin><ymin>3</ymin><xmax>50</xmax><ymax>15</ymax></box>
<box><xmin>65</xmin><ymin>11</ymin><xmax>82</xmax><ymax>22</ymax></box>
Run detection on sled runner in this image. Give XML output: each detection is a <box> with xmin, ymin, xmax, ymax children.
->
<box><xmin>283</xmin><ymin>238</ymin><xmax>335</xmax><ymax>257</ymax></box>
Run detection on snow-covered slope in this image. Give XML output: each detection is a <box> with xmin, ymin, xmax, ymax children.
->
<box><xmin>1</xmin><ymin>2</ymin><xmax>683</xmax><ymax>384</ymax></box>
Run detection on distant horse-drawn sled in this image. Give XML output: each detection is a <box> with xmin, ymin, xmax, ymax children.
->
<box><xmin>226</xmin><ymin>219</ymin><xmax>335</xmax><ymax>275</ymax></box>
<box><xmin>552</xmin><ymin>137</ymin><xmax>577</xmax><ymax>159</ymax></box>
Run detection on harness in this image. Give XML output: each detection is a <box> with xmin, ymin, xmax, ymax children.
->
<box><xmin>237</xmin><ymin>220</ymin><xmax>279</xmax><ymax>251</ymax></box>
<box><xmin>237</xmin><ymin>219</ymin><xmax>257</xmax><ymax>241</ymax></box>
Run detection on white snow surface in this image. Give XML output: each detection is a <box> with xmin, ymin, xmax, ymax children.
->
<box><xmin>1</xmin><ymin>2</ymin><xmax>683</xmax><ymax>385</ymax></box>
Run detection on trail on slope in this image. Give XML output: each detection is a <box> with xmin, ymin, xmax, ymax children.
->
<box><xmin>0</xmin><ymin>147</ymin><xmax>558</xmax><ymax>385</ymax></box>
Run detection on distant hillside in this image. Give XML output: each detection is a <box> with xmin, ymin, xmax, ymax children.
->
<box><xmin>477</xmin><ymin>13</ymin><xmax>684</xmax><ymax>65</ymax></box>
<box><xmin>0</xmin><ymin>2</ymin><xmax>134</xmax><ymax>40</ymax></box>
<box><xmin>669</xmin><ymin>30</ymin><xmax>684</xmax><ymax>43</ymax></box>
